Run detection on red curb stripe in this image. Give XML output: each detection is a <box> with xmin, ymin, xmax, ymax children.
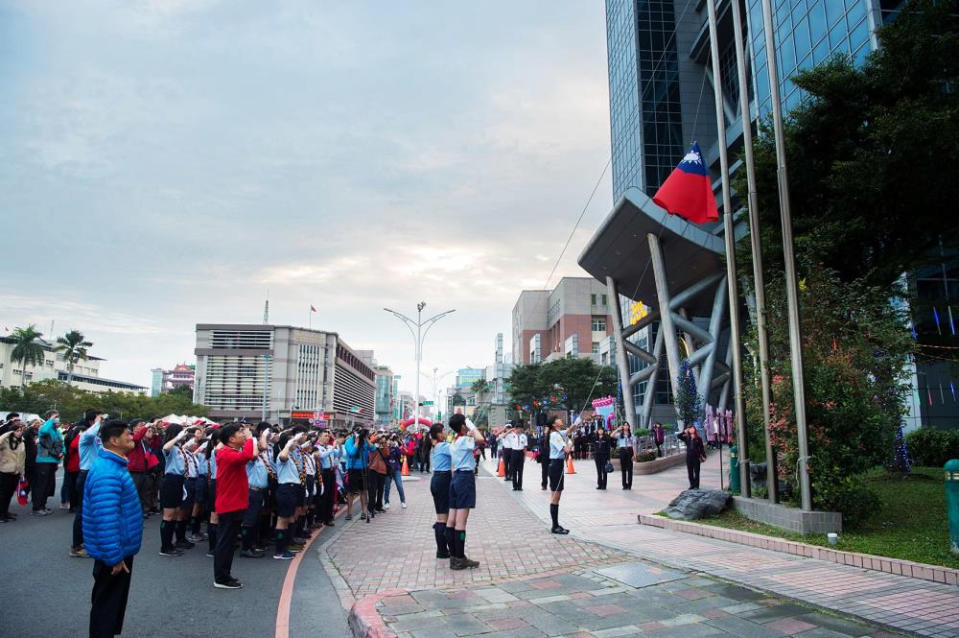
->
<box><xmin>348</xmin><ymin>589</ymin><xmax>407</xmax><ymax>638</ymax></box>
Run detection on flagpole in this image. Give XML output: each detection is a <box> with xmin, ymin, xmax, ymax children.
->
<box><xmin>730</xmin><ymin>0</ymin><xmax>769</xmax><ymax>501</ymax></box>
<box><xmin>706</xmin><ymin>0</ymin><xmax>748</xmax><ymax>493</ymax></box>
<box><xmin>760</xmin><ymin>0</ymin><xmax>813</xmax><ymax>511</ymax></box>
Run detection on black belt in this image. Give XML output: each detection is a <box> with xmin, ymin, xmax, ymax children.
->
<box><xmin>453</xmin><ymin>469</ymin><xmax>473</xmax><ymax>474</ymax></box>
<box><xmin>249</xmin><ymin>486</ymin><xmax>265</xmax><ymax>493</ymax></box>
<box><xmin>433</xmin><ymin>470</ymin><xmax>451</xmax><ymax>474</ymax></box>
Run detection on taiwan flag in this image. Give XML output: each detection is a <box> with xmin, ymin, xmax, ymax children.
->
<box><xmin>652</xmin><ymin>142</ymin><xmax>718</xmax><ymax>225</ymax></box>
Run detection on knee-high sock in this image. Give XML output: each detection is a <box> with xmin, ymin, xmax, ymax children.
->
<box><xmin>175</xmin><ymin>520</ymin><xmax>187</xmax><ymax>542</ymax></box>
<box><xmin>207</xmin><ymin>523</ymin><xmax>218</xmax><ymax>553</ymax></box>
<box><xmin>241</xmin><ymin>526</ymin><xmax>253</xmax><ymax>550</ymax></box>
<box><xmin>445</xmin><ymin>526</ymin><xmax>458</xmax><ymax>558</ymax></box>
<box><xmin>433</xmin><ymin>522</ymin><xmax>448</xmax><ymax>555</ymax></box>
<box><xmin>190</xmin><ymin>515</ymin><xmax>201</xmax><ymax>535</ymax></box>
<box><xmin>275</xmin><ymin>529</ymin><xmax>288</xmax><ymax>555</ymax></box>
<box><xmin>458</xmin><ymin>530</ymin><xmax>467</xmax><ymax>558</ymax></box>
<box><xmin>550</xmin><ymin>504</ymin><xmax>559</xmax><ymax>528</ymax></box>
<box><xmin>160</xmin><ymin>520</ymin><xmax>175</xmax><ymax>550</ymax></box>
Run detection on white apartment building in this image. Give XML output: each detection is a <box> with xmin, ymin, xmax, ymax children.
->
<box><xmin>0</xmin><ymin>336</ymin><xmax>145</xmax><ymax>394</ymax></box>
<box><xmin>193</xmin><ymin>324</ymin><xmax>375</xmax><ymax>426</ymax></box>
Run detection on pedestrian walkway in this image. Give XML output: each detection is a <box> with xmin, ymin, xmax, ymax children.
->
<box><xmin>479</xmin><ymin>453</ymin><xmax>959</xmax><ymax>638</ymax></box>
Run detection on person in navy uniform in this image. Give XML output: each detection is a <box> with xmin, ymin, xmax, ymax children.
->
<box><xmin>446</xmin><ymin>414</ymin><xmax>485</xmax><ymax>570</ymax></box>
<box><xmin>429</xmin><ymin>423</ymin><xmax>452</xmax><ymax>559</ymax></box>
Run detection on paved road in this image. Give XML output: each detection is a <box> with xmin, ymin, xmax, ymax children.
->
<box><xmin>0</xmin><ymin>493</ymin><xmax>348</xmax><ymax>638</ymax></box>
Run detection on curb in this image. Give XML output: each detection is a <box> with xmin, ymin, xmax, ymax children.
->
<box><xmin>639</xmin><ymin>513</ymin><xmax>959</xmax><ymax>586</ymax></box>
<box><xmin>348</xmin><ymin>589</ymin><xmax>407</xmax><ymax>638</ymax></box>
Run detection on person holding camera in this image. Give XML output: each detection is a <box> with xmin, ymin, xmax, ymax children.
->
<box><xmin>383</xmin><ymin>435</ymin><xmax>407</xmax><ymax>510</ymax></box>
<box><xmin>0</xmin><ymin>417</ymin><xmax>26</xmax><ymax>522</ymax></box>
<box><xmin>212</xmin><ymin>423</ymin><xmax>256</xmax><ymax>588</ymax></box>
<box><xmin>367</xmin><ymin>436</ymin><xmax>388</xmax><ymax>517</ymax></box>
<box><xmin>615</xmin><ymin>423</ymin><xmax>634</xmax><ymax>490</ymax></box>
<box><xmin>32</xmin><ymin>410</ymin><xmax>63</xmax><ymax>516</ymax></box>
<box><xmin>446</xmin><ymin>413</ymin><xmax>484</xmax><ymax>570</ymax></box>
<box><xmin>344</xmin><ymin>428</ymin><xmax>377</xmax><ymax>521</ymax></box>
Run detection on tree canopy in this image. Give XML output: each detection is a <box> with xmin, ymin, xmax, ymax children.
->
<box><xmin>509</xmin><ymin>357</ymin><xmax>617</xmax><ymax>414</ymax></box>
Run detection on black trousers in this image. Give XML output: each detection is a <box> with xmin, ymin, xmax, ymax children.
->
<box><xmin>0</xmin><ymin>471</ymin><xmax>18</xmax><ymax>518</ymax></box>
<box><xmin>32</xmin><ymin>463</ymin><xmax>57</xmax><ymax>510</ymax></box>
<box><xmin>618</xmin><ymin>448</ymin><xmax>634</xmax><ymax>488</ymax></box>
<box><xmin>687</xmin><ymin>458</ymin><xmax>701</xmax><ymax>489</ymax></box>
<box><xmin>214</xmin><ymin>510</ymin><xmax>243</xmax><ymax>584</ymax></box>
<box><xmin>510</xmin><ymin>450</ymin><xmax>525</xmax><ymax>489</ymax></box>
<box><xmin>90</xmin><ymin>556</ymin><xmax>133</xmax><ymax>638</ymax></box>
<box><xmin>594</xmin><ymin>455</ymin><xmax>609</xmax><ymax>489</ymax></box>
<box><xmin>65</xmin><ymin>470</ymin><xmax>81</xmax><ymax>508</ymax></box>
<box><xmin>540</xmin><ymin>459</ymin><xmax>549</xmax><ymax>488</ymax></box>
<box><xmin>367</xmin><ymin>472</ymin><xmax>385</xmax><ymax>512</ymax></box>
<box><xmin>130</xmin><ymin>472</ymin><xmax>154</xmax><ymax>513</ymax></box>
<box><xmin>73</xmin><ymin>470</ymin><xmax>88</xmax><ymax>548</ymax></box>
<box><xmin>503</xmin><ymin>450</ymin><xmax>512</xmax><ymax>480</ymax></box>
<box><xmin>320</xmin><ymin>469</ymin><xmax>335</xmax><ymax>522</ymax></box>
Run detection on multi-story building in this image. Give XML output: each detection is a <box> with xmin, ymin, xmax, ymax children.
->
<box><xmin>579</xmin><ymin>0</ymin><xmax>899</xmax><ymax>427</ymax></box>
<box><xmin>511</xmin><ymin>277</ymin><xmax>613</xmax><ymax>366</ymax></box>
<box><xmin>193</xmin><ymin>324</ymin><xmax>375</xmax><ymax>427</ymax></box>
<box><xmin>374</xmin><ymin>365</ymin><xmax>395</xmax><ymax>426</ymax></box>
<box><xmin>0</xmin><ymin>336</ymin><xmax>145</xmax><ymax>394</ymax></box>
<box><xmin>149</xmin><ymin>363</ymin><xmax>195</xmax><ymax>396</ymax></box>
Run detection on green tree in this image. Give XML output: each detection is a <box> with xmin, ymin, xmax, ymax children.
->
<box><xmin>740</xmin><ymin>0</ymin><xmax>959</xmax><ymax>291</ymax></box>
<box><xmin>54</xmin><ymin>330</ymin><xmax>93</xmax><ymax>386</ymax></box>
<box><xmin>507</xmin><ymin>363</ymin><xmax>545</xmax><ymax>408</ymax></box>
<box><xmin>10</xmin><ymin>325</ymin><xmax>46</xmax><ymax>392</ymax></box>
<box><xmin>537</xmin><ymin>357</ymin><xmax>617</xmax><ymax>413</ymax></box>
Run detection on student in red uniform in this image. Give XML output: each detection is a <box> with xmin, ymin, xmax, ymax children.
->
<box><xmin>212</xmin><ymin>423</ymin><xmax>255</xmax><ymax>589</ymax></box>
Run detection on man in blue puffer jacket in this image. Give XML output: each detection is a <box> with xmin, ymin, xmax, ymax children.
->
<box><xmin>83</xmin><ymin>420</ymin><xmax>142</xmax><ymax>638</ymax></box>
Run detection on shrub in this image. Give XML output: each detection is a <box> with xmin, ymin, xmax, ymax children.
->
<box><xmin>636</xmin><ymin>451</ymin><xmax>657</xmax><ymax>463</ymax></box>
<box><xmin>814</xmin><ymin>475</ymin><xmax>881</xmax><ymax>529</ymax></box>
<box><xmin>905</xmin><ymin>428</ymin><xmax>959</xmax><ymax>467</ymax></box>
<box><xmin>633</xmin><ymin>428</ymin><xmax>651</xmax><ymax>437</ymax></box>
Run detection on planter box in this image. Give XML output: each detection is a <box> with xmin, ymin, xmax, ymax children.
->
<box><xmin>634</xmin><ymin>453</ymin><xmax>685</xmax><ymax>475</ymax></box>
<box><xmin>733</xmin><ymin>496</ymin><xmax>842</xmax><ymax>534</ymax></box>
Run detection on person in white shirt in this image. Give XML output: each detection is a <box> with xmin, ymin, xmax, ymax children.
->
<box><xmin>510</xmin><ymin>423</ymin><xmax>527</xmax><ymax>491</ymax></box>
<box><xmin>498</xmin><ymin>426</ymin><xmax>514</xmax><ymax>482</ymax></box>
<box><xmin>545</xmin><ymin>416</ymin><xmax>582</xmax><ymax>534</ymax></box>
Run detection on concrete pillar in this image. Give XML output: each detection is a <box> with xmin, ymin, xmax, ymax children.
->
<box><xmin>606</xmin><ymin>276</ymin><xmax>637</xmax><ymax>427</ymax></box>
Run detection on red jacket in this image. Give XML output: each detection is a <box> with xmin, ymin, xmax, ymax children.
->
<box><xmin>215</xmin><ymin>438</ymin><xmax>255</xmax><ymax>514</ymax></box>
<box><xmin>127</xmin><ymin>427</ymin><xmax>159</xmax><ymax>473</ymax></box>
<box><xmin>66</xmin><ymin>435</ymin><xmax>81</xmax><ymax>473</ymax></box>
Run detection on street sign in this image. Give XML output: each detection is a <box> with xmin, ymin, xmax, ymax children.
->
<box><xmin>350</xmin><ymin>406</ymin><xmax>362</xmax><ymax>413</ymax></box>
<box><xmin>422</xmin><ymin>401</ymin><xmax>434</xmax><ymax>406</ymax></box>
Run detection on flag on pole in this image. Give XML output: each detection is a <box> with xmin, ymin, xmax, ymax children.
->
<box><xmin>310</xmin><ymin>305</ymin><xmax>317</xmax><ymax>312</ymax></box>
<box><xmin>652</xmin><ymin>142</ymin><xmax>719</xmax><ymax>225</ymax></box>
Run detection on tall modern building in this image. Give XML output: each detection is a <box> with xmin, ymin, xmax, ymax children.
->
<box><xmin>579</xmin><ymin>0</ymin><xmax>896</xmax><ymax>427</ymax></box>
<box><xmin>374</xmin><ymin>365</ymin><xmax>395</xmax><ymax>426</ymax></box>
<box><xmin>193</xmin><ymin>324</ymin><xmax>375</xmax><ymax>426</ymax></box>
<box><xmin>511</xmin><ymin>277</ymin><xmax>613</xmax><ymax>366</ymax></box>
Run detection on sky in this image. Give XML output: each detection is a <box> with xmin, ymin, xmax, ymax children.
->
<box><xmin>0</xmin><ymin>0</ymin><xmax>613</xmax><ymax>395</ymax></box>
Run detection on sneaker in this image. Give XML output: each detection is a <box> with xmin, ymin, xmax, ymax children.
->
<box><xmin>159</xmin><ymin>548</ymin><xmax>184</xmax><ymax>557</ymax></box>
<box><xmin>461</xmin><ymin>557</ymin><xmax>480</xmax><ymax>569</ymax></box>
<box><xmin>384</xmin><ymin>502</ymin><xmax>390</xmax><ymax>510</ymax></box>
<box><xmin>359</xmin><ymin>512</ymin><xmax>367</xmax><ymax>520</ymax></box>
<box><xmin>59</xmin><ymin>503</ymin><xmax>70</xmax><ymax>510</ymax></box>
<box><xmin>213</xmin><ymin>578</ymin><xmax>243</xmax><ymax>589</ymax></box>
<box><xmin>345</xmin><ymin>515</ymin><xmax>353</xmax><ymax>521</ymax></box>
<box><xmin>551</xmin><ymin>526</ymin><xmax>570</xmax><ymax>535</ymax></box>
<box><xmin>175</xmin><ymin>540</ymin><xmax>195</xmax><ymax>549</ymax></box>
<box><xmin>288</xmin><ymin>542</ymin><xmax>305</xmax><ymax>551</ymax></box>
<box><xmin>450</xmin><ymin>556</ymin><xmax>480</xmax><ymax>570</ymax></box>
<box><xmin>324</xmin><ymin>520</ymin><xmax>335</xmax><ymax>527</ymax></box>
<box><xmin>69</xmin><ymin>547</ymin><xmax>88</xmax><ymax>558</ymax></box>
<box><xmin>273</xmin><ymin>551</ymin><xmax>296</xmax><ymax>560</ymax></box>
<box><xmin>401</xmin><ymin>502</ymin><xmax>407</xmax><ymax>509</ymax></box>
<box><xmin>43</xmin><ymin>508</ymin><xmax>54</xmax><ymax>514</ymax></box>
<box><xmin>32</xmin><ymin>510</ymin><xmax>51</xmax><ymax>517</ymax></box>
<box><xmin>206</xmin><ymin>551</ymin><xmax>215</xmax><ymax>558</ymax></box>
<box><xmin>240</xmin><ymin>549</ymin><xmax>265</xmax><ymax>558</ymax></box>
<box><xmin>292</xmin><ymin>537</ymin><xmax>309</xmax><ymax>545</ymax></box>
<box><xmin>188</xmin><ymin>532</ymin><xmax>208</xmax><ymax>542</ymax></box>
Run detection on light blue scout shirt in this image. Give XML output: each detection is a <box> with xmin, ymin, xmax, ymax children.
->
<box><xmin>196</xmin><ymin>453</ymin><xmax>208</xmax><ymax>477</ymax></box>
<box><xmin>316</xmin><ymin>445</ymin><xmax>337</xmax><ymax>470</ymax></box>
<box><xmin>549</xmin><ymin>430</ymin><xmax>567</xmax><ymax>460</ymax></box>
<box><xmin>164</xmin><ymin>445</ymin><xmax>185</xmax><ymax>475</ymax></box>
<box><xmin>210</xmin><ymin>452</ymin><xmax>218</xmax><ymax>479</ymax></box>
<box><xmin>78</xmin><ymin>422</ymin><xmax>102</xmax><ymax>471</ymax></box>
<box><xmin>450</xmin><ymin>436</ymin><xmax>475</xmax><ymax>471</ymax></box>
<box><xmin>432</xmin><ymin>441</ymin><xmax>452</xmax><ymax>471</ymax></box>
<box><xmin>275</xmin><ymin>450</ymin><xmax>300</xmax><ymax>485</ymax></box>
<box><xmin>184</xmin><ymin>450</ymin><xmax>198</xmax><ymax>478</ymax></box>
<box><xmin>616</xmin><ymin>432</ymin><xmax>633</xmax><ymax>449</ymax></box>
<box><xmin>246</xmin><ymin>455</ymin><xmax>269</xmax><ymax>489</ymax></box>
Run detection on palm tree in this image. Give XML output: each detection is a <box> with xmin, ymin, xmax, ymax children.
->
<box><xmin>54</xmin><ymin>329</ymin><xmax>93</xmax><ymax>385</ymax></box>
<box><xmin>10</xmin><ymin>325</ymin><xmax>46</xmax><ymax>392</ymax></box>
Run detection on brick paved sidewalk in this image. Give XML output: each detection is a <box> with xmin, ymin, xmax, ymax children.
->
<box><xmin>374</xmin><ymin>564</ymin><xmax>903</xmax><ymax>638</ymax></box>
<box><xmin>478</xmin><ymin>455</ymin><xmax>959</xmax><ymax>638</ymax></box>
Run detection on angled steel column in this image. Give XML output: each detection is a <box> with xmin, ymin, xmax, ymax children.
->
<box><xmin>732</xmin><ymin>0</ymin><xmax>774</xmax><ymax>503</ymax></box>
<box><xmin>607</xmin><ymin>277</ymin><xmax>637</xmax><ymax>426</ymax></box>
<box><xmin>641</xmin><ymin>325</ymin><xmax>664</xmax><ymax>426</ymax></box>
<box><xmin>647</xmin><ymin>233</ymin><xmax>684</xmax><ymax>424</ymax></box>
<box><xmin>697</xmin><ymin>275</ymin><xmax>727</xmax><ymax>401</ymax></box>
<box><xmin>708</xmin><ymin>0</ymin><xmax>749</xmax><ymax>496</ymax></box>
<box><xmin>760</xmin><ymin>0</ymin><xmax>812</xmax><ymax>511</ymax></box>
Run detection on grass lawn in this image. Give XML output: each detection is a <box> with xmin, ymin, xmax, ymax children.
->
<box><xmin>689</xmin><ymin>466</ymin><xmax>959</xmax><ymax>569</ymax></box>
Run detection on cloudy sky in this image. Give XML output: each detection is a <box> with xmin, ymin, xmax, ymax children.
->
<box><xmin>1</xmin><ymin>0</ymin><xmax>613</xmax><ymax>395</ymax></box>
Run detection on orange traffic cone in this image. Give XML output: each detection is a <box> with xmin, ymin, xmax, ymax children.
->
<box><xmin>565</xmin><ymin>455</ymin><xmax>576</xmax><ymax>474</ymax></box>
<box><xmin>497</xmin><ymin>456</ymin><xmax>505</xmax><ymax>477</ymax></box>
<box><xmin>401</xmin><ymin>455</ymin><xmax>410</xmax><ymax>477</ymax></box>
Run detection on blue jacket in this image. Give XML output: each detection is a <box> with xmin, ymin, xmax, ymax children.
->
<box><xmin>343</xmin><ymin>436</ymin><xmax>375</xmax><ymax>470</ymax></box>
<box><xmin>83</xmin><ymin>449</ymin><xmax>143</xmax><ymax>565</ymax></box>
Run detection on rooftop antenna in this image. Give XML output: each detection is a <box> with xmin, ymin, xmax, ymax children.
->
<box><xmin>263</xmin><ymin>290</ymin><xmax>270</xmax><ymax>324</ymax></box>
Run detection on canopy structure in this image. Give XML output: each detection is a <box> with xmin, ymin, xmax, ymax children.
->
<box><xmin>577</xmin><ymin>187</ymin><xmax>740</xmax><ymax>428</ymax></box>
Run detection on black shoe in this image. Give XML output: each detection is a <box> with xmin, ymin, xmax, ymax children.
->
<box><xmin>240</xmin><ymin>549</ymin><xmax>265</xmax><ymax>558</ymax></box>
<box><xmin>324</xmin><ymin>521</ymin><xmax>335</xmax><ymax>527</ymax></box>
<box><xmin>175</xmin><ymin>540</ymin><xmax>195</xmax><ymax>549</ymax></box>
<box><xmin>159</xmin><ymin>548</ymin><xmax>184</xmax><ymax>557</ymax></box>
<box><xmin>436</xmin><ymin>551</ymin><xmax>451</xmax><ymax>559</ymax></box>
<box><xmin>551</xmin><ymin>526</ymin><xmax>570</xmax><ymax>535</ymax></box>
<box><xmin>214</xmin><ymin>578</ymin><xmax>243</xmax><ymax>589</ymax></box>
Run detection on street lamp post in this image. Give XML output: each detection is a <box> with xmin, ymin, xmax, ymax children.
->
<box><xmin>384</xmin><ymin>303</ymin><xmax>455</xmax><ymax>432</ymax></box>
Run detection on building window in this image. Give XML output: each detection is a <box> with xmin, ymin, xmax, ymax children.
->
<box><xmin>591</xmin><ymin>316</ymin><xmax>607</xmax><ymax>332</ymax></box>
<box><xmin>602</xmin><ymin>294</ymin><xmax>608</xmax><ymax>306</ymax></box>
<box><xmin>591</xmin><ymin>342</ymin><xmax>600</xmax><ymax>354</ymax></box>
<box><xmin>591</xmin><ymin>293</ymin><xmax>597</xmax><ymax>305</ymax></box>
